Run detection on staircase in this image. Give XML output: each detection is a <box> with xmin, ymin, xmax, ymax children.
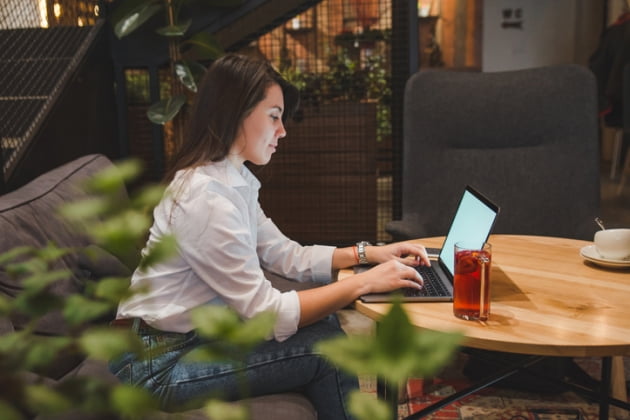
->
<box><xmin>0</xmin><ymin>20</ymin><xmax>118</xmax><ymax>193</ymax></box>
<box><xmin>0</xmin><ymin>0</ymin><xmax>322</xmax><ymax>193</ymax></box>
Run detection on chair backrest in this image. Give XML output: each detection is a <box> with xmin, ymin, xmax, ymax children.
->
<box><xmin>397</xmin><ymin>64</ymin><xmax>600</xmax><ymax>241</ymax></box>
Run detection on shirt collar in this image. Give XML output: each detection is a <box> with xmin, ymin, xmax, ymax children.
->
<box><xmin>198</xmin><ymin>160</ymin><xmax>261</xmax><ymax>190</ymax></box>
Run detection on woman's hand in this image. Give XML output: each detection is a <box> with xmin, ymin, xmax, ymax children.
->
<box><xmin>297</xmin><ymin>258</ymin><xmax>423</xmax><ymax>327</ymax></box>
<box><xmin>299</xmin><ymin>244</ymin><xmax>429</xmax><ymax>327</ymax></box>
<box><xmin>355</xmin><ymin>259</ymin><xmax>424</xmax><ymax>295</ymax></box>
<box><xmin>366</xmin><ymin>242</ymin><xmax>431</xmax><ymax>267</ymax></box>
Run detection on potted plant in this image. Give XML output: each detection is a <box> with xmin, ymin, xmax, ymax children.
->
<box><xmin>110</xmin><ymin>0</ymin><xmax>241</xmax><ymax>153</ymax></box>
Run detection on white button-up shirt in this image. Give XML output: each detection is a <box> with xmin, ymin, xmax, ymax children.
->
<box><xmin>117</xmin><ymin>160</ymin><xmax>336</xmax><ymax>341</ymax></box>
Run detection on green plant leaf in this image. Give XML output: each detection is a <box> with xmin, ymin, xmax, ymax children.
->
<box><xmin>130</xmin><ymin>184</ymin><xmax>167</xmax><ymax>209</ymax></box>
<box><xmin>348</xmin><ymin>390</ymin><xmax>390</xmax><ymax>420</ymax></box>
<box><xmin>138</xmin><ymin>234</ymin><xmax>177</xmax><ymax>271</ymax></box>
<box><xmin>180</xmin><ymin>31</ymin><xmax>224</xmax><ymax>60</ymax></box>
<box><xmin>79</xmin><ymin>327</ymin><xmax>144</xmax><ymax>361</ymax></box>
<box><xmin>174</xmin><ymin>60</ymin><xmax>198</xmax><ymax>92</ymax></box>
<box><xmin>13</xmin><ymin>291</ymin><xmax>63</xmax><ymax>318</ymax></box>
<box><xmin>113</xmin><ymin>0</ymin><xmax>163</xmax><ymax>39</ymax></box>
<box><xmin>316</xmin><ymin>301</ymin><xmax>463</xmax><ymax>385</ymax></box>
<box><xmin>147</xmin><ymin>95</ymin><xmax>187</xmax><ymax>124</ymax></box>
<box><xmin>54</xmin><ymin>376</ymin><xmax>113</xmax><ymax>413</ymax></box>
<box><xmin>63</xmin><ymin>295</ymin><xmax>113</xmax><ymax>326</ymax></box>
<box><xmin>93</xmin><ymin>277</ymin><xmax>133</xmax><ymax>303</ymax></box>
<box><xmin>110</xmin><ymin>384</ymin><xmax>160</xmax><ymax>418</ymax></box>
<box><xmin>84</xmin><ymin>159</ymin><xmax>144</xmax><ymax>194</ymax></box>
<box><xmin>23</xmin><ymin>336</ymin><xmax>72</xmax><ymax>372</ymax></box>
<box><xmin>59</xmin><ymin>197</ymin><xmax>110</xmax><ymax>223</ymax></box>
<box><xmin>314</xmin><ymin>334</ymin><xmax>374</xmax><ymax>375</ymax></box>
<box><xmin>229</xmin><ymin>311</ymin><xmax>275</xmax><ymax>346</ymax></box>
<box><xmin>374</xmin><ymin>296</ymin><xmax>416</xmax><ymax>357</ymax></box>
<box><xmin>21</xmin><ymin>269</ymin><xmax>73</xmax><ymax>294</ymax></box>
<box><xmin>25</xmin><ymin>385</ymin><xmax>73</xmax><ymax>415</ymax></box>
<box><xmin>93</xmin><ymin>210</ymin><xmax>151</xmax><ymax>241</ymax></box>
<box><xmin>6</xmin><ymin>258</ymin><xmax>46</xmax><ymax>277</ymax></box>
<box><xmin>191</xmin><ymin>306</ymin><xmax>275</xmax><ymax>345</ymax></box>
<box><xmin>0</xmin><ymin>294</ymin><xmax>11</xmax><ymax>315</ymax></box>
<box><xmin>0</xmin><ymin>331</ymin><xmax>29</xmax><ymax>368</ymax></box>
<box><xmin>187</xmin><ymin>59</ymin><xmax>208</xmax><ymax>83</ymax></box>
<box><xmin>191</xmin><ymin>305</ymin><xmax>240</xmax><ymax>338</ymax></box>
<box><xmin>36</xmin><ymin>243</ymin><xmax>71</xmax><ymax>263</ymax></box>
<box><xmin>0</xmin><ymin>245</ymin><xmax>33</xmax><ymax>265</ymax></box>
<box><xmin>156</xmin><ymin>19</ymin><xmax>192</xmax><ymax>37</ymax></box>
<box><xmin>0</xmin><ymin>399</ymin><xmax>24</xmax><ymax>420</ymax></box>
<box><xmin>187</xmin><ymin>307</ymin><xmax>275</xmax><ymax>362</ymax></box>
<box><xmin>204</xmin><ymin>399</ymin><xmax>248</xmax><ymax>420</ymax></box>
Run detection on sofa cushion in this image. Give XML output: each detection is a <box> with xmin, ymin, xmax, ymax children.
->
<box><xmin>0</xmin><ymin>154</ymin><xmax>126</xmax><ymax>335</ymax></box>
<box><xmin>35</xmin><ymin>359</ymin><xmax>316</xmax><ymax>420</ymax></box>
<box><xmin>1</xmin><ymin>155</ymin><xmax>318</xmax><ymax>420</ymax></box>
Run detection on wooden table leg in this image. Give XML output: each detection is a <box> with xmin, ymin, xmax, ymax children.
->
<box><xmin>612</xmin><ymin>356</ymin><xmax>629</xmax><ymax>420</ymax></box>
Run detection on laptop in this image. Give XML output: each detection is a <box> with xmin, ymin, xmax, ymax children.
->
<box><xmin>359</xmin><ymin>185</ymin><xmax>500</xmax><ymax>302</ymax></box>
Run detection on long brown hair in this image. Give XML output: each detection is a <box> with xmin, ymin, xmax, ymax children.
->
<box><xmin>163</xmin><ymin>53</ymin><xmax>299</xmax><ymax>183</ymax></box>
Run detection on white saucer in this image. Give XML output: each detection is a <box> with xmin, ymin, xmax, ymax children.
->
<box><xmin>580</xmin><ymin>245</ymin><xmax>630</xmax><ymax>269</ymax></box>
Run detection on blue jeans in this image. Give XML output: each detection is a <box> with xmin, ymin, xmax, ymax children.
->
<box><xmin>109</xmin><ymin>314</ymin><xmax>358</xmax><ymax>419</ymax></box>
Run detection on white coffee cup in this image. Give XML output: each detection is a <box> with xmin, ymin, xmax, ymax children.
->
<box><xmin>594</xmin><ymin>228</ymin><xmax>630</xmax><ymax>260</ymax></box>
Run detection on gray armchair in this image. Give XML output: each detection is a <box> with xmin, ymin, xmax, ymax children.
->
<box><xmin>387</xmin><ymin>64</ymin><xmax>601</xmax><ymax>241</ymax></box>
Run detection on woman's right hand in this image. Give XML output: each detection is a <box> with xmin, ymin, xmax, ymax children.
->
<box><xmin>355</xmin><ymin>260</ymin><xmax>424</xmax><ymax>295</ymax></box>
<box><xmin>297</xmin><ymin>260</ymin><xmax>424</xmax><ymax>327</ymax></box>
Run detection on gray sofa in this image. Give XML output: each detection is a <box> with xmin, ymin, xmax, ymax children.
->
<box><xmin>0</xmin><ymin>154</ymin><xmax>316</xmax><ymax>420</ymax></box>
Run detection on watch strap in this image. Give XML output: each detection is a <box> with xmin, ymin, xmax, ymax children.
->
<box><xmin>356</xmin><ymin>241</ymin><xmax>370</xmax><ymax>265</ymax></box>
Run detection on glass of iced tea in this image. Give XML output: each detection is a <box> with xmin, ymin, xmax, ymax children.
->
<box><xmin>453</xmin><ymin>241</ymin><xmax>492</xmax><ymax>321</ymax></box>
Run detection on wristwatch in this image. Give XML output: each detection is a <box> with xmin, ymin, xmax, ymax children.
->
<box><xmin>356</xmin><ymin>241</ymin><xmax>371</xmax><ymax>265</ymax></box>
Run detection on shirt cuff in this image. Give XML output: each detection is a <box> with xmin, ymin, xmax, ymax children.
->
<box><xmin>274</xmin><ymin>290</ymin><xmax>300</xmax><ymax>342</ymax></box>
<box><xmin>310</xmin><ymin>245</ymin><xmax>336</xmax><ymax>283</ymax></box>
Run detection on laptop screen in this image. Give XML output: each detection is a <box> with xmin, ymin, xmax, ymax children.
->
<box><xmin>439</xmin><ymin>186</ymin><xmax>499</xmax><ymax>277</ymax></box>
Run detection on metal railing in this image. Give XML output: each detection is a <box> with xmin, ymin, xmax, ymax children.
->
<box><xmin>0</xmin><ymin>0</ymin><xmax>101</xmax><ymax>192</ymax></box>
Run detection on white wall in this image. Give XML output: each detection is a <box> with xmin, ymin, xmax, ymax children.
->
<box><xmin>482</xmin><ymin>0</ymin><xmax>578</xmax><ymax>72</ymax></box>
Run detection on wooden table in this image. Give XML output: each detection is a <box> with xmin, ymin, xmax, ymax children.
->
<box><xmin>345</xmin><ymin>235</ymin><xmax>630</xmax><ymax>419</ymax></box>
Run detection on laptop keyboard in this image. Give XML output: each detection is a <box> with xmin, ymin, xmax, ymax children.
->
<box><xmin>403</xmin><ymin>266</ymin><xmax>450</xmax><ymax>297</ymax></box>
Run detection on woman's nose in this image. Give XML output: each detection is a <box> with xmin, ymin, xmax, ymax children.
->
<box><xmin>277</xmin><ymin>122</ymin><xmax>287</xmax><ymax>138</ymax></box>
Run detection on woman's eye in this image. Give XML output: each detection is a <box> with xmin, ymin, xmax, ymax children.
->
<box><xmin>271</xmin><ymin>115</ymin><xmax>280</xmax><ymax>121</ymax></box>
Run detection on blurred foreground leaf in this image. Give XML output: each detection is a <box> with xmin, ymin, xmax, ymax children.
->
<box><xmin>79</xmin><ymin>327</ymin><xmax>144</xmax><ymax>361</ymax></box>
<box><xmin>93</xmin><ymin>276</ymin><xmax>134</xmax><ymax>303</ymax></box>
<box><xmin>63</xmin><ymin>294</ymin><xmax>113</xmax><ymax>326</ymax></box>
<box><xmin>348</xmin><ymin>390</ymin><xmax>390</xmax><ymax>420</ymax></box>
<box><xmin>85</xmin><ymin>159</ymin><xmax>144</xmax><ymax>194</ymax></box>
<box><xmin>26</xmin><ymin>385</ymin><xmax>73</xmax><ymax>415</ymax></box>
<box><xmin>186</xmin><ymin>306</ymin><xmax>275</xmax><ymax>362</ymax></box>
<box><xmin>316</xmin><ymin>300</ymin><xmax>462</xmax><ymax>386</ymax></box>
<box><xmin>111</xmin><ymin>384</ymin><xmax>160</xmax><ymax>418</ymax></box>
<box><xmin>192</xmin><ymin>306</ymin><xmax>275</xmax><ymax>346</ymax></box>
<box><xmin>204</xmin><ymin>399</ymin><xmax>248</xmax><ymax>420</ymax></box>
<box><xmin>138</xmin><ymin>234</ymin><xmax>177</xmax><ymax>271</ymax></box>
<box><xmin>0</xmin><ymin>400</ymin><xmax>23</xmax><ymax>420</ymax></box>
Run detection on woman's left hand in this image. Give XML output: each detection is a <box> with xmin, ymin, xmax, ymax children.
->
<box><xmin>367</xmin><ymin>242</ymin><xmax>431</xmax><ymax>267</ymax></box>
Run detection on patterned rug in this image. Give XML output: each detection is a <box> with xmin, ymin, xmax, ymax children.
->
<box><xmin>359</xmin><ymin>353</ymin><xmax>630</xmax><ymax>420</ymax></box>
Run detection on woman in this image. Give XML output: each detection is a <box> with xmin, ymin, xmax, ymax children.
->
<box><xmin>109</xmin><ymin>53</ymin><xmax>428</xmax><ymax>419</ymax></box>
